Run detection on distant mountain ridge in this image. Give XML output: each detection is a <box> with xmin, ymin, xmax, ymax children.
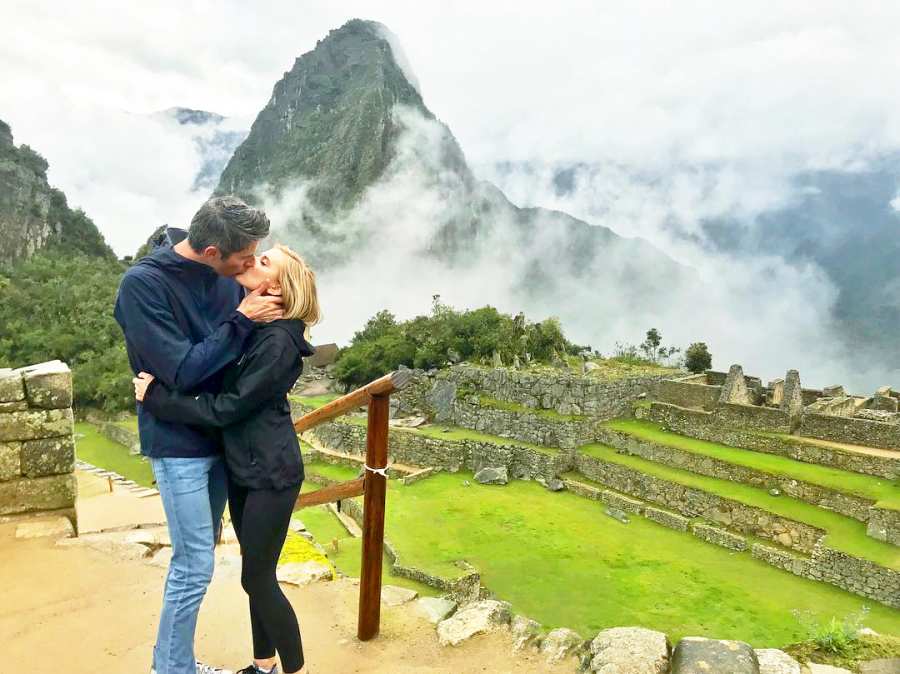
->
<box><xmin>0</xmin><ymin>119</ymin><xmax>113</xmax><ymax>264</ymax></box>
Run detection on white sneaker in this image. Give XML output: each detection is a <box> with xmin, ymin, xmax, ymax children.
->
<box><xmin>197</xmin><ymin>662</ymin><xmax>234</xmax><ymax>674</ymax></box>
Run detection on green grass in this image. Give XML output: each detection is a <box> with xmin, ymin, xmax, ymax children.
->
<box><xmin>305</xmin><ymin>460</ymin><xmax>362</xmax><ymax>482</ymax></box>
<box><xmin>73</xmin><ymin>422</ymin><xmax>155</xmax><ymax>488</ymax></box>
<box><xmin>380</xmin><ymin>472</ymin><xmax>900</xmax><ymax>645</ymax></box>
<box><xmin>605</xmin><ymin>419</ymin><xmax>900</xmax><ymax>510</ymax></box>
<box><xmin>474</xmin><ymin>394</ymin><xmax>587</xmax><ymax>421</ymax></box>
<box><xmin>292</xmin><ymin>393</ymin><xmax>341</xmax><ymax>409</ymax></box>
<box><xmin>340</xmin><ymin>416</ymin><xmax>559</xmax><ymax>456</ymax></box>
<box><xmin>113</xmin><ymin>416</ymin><xmax>138</xmax><ymax>432</ymax></box>
<box><xmin>577</xmin><ymin>442</ymin><xmax>900</xmax><ymax>570</ymax></box>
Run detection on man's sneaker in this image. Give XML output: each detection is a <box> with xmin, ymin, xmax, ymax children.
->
<box><xmin>236</xmin><ymin>665</ymin><xmax>279</xmax><ymax>674</ymax></box>
<box><xmin>196</xmin><ymin>662</ymin><xmax>234</xmax><ymax>674</ymax></box>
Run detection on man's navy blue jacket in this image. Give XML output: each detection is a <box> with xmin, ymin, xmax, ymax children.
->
<box><xmin>114</xmin><ymin>228</ymin><xmax>255</xmax><ymax>458</ymax></box>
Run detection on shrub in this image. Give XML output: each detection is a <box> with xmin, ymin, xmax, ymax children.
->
<box><xmin>684</xmin><ymin>342</ymin><xmax>713</xmax><ymax>373</ymax></box>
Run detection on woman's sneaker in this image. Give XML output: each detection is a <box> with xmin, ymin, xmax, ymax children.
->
<box><xmin>236</xmin><ymin>665</ymin><xmax>279</xmax><ymax>674</ymax></box>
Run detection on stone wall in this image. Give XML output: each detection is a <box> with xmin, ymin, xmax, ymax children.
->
<box><xmin>712</xmin><ymin>403</ymin><xmax>793</xmax><ymax>433</ymax></box>
<box><xmin>451</xmin><ymin>397</ymin><xmax>599</xmax><ymax>449</ymax></box>
<box><xmin>594</xmin><ymin>427</ymin><xmax>876</xmax><ymax>523</ymax></box>
<box><xmin>800</xmin><ymin>412</ymin><xmax>900</xmax><ymax>450</ymax></box>
<box><xmin>99</xmin><ymin>422</ymin><xmax>140</xmax><ymax>455</ymax></box>
<box><xmin>573</xmin><ymin>453</ymin><xmax>824</xmax><ymax>553</ymax></box>
<box><xmin>867</xmin><ymin>507</ymin><xmax>900</xmax><ymax>546</ymax></box>
<box><xmin>404</xmin><ymin>364</ymin><xmax>669</xmax><ymax>420</ymax></box>
<box><xmin>309</xmin><ymin>419</ymin><xmax>572</xmax><ymax>481</ymax></box>
<box><xmin>656</xmin><ymin>378</ymin><xmax>722</xmax><ymax>411</ymax></box>
<box><xmin>649</xmin><ymin>402</ymin><xmax>898</xmax><ymax>479</ymax></box>
<box><xmin>0</xmin><ymin>361</ymin><xmax>76</xmax><ymax>528</ymax></box>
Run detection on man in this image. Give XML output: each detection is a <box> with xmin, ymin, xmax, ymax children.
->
<box><xmin>115</xmin><ymin>196</ymin><xmax>282</xmax><ymax>674</ymax></box>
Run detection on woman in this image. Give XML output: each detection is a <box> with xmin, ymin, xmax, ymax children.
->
<box><xmin>134</xmin><ymin>245</ymin><xmax>320</xmax><ymax>674</ymax></box>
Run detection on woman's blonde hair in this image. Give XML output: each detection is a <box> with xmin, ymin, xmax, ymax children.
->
<box><xmin>275</xmin><ymin>245</ymin><xmax>321</xmax><ymax>337</ymax></box>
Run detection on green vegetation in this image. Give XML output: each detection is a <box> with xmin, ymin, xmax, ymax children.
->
<box><xmin>114</xmin><ymin>416</ymin><xmax>139</xmax><ymax>432</ymax></box>
<box><xmin>333</xmin><ymin>297</ymin><xmax>574</xmax><ymax>388</ymax></box>
<box><xmin>786</xmin><ymin>625</ymin><xmax>900</xmax><ymax>670</ymax></box>
<box><xmin>304</xmin><ymin>460</ymin><xmax>361</xmax><ymax>482</ymax></box>
<box><xmin>577</xmin><ymin>442</ymin><xmax>900</xmax><ymax>569</ymax></box>
<box><xmin>685</xmin><ymin>342</ymin><xmax>713</xmax><ymax>373</ymax></box>
<box><xmin>0</xmin><ymin>252</ymin><xmax>131</xmax><ymax>411</ymax></box>
<box><xmin>473</xmin><ymin>394</ymin><xmax>586</xmax><ymax>421</ymax></box>
<box><xmin>380</xmin><ymin>472</ymin><xmax>900</xmax><ymax>644</ymax></box>
<box><xmin>605</xmin><ymin>419</ymin><xmax>899</xmax><ymax>509</ymax></box>
<box><xmin>291</xmin><ymin>393</ymin><xmax>341</xmax><ymax>409</ymax></box>
<box><xmin>73</xmin><ymin>422</ymin><xmax>154</xmax><ymax>487</ymax></box>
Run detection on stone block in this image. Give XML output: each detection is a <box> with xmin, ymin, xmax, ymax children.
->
<box><xmin>0</xmin><ymin>473</ymin><xmax>77</xmax><ymax>515</ymax></box>
<box><xmin>645</xmin><ymin>506</ymin><xmax>689</xmax><ymax>531</ymax></box>
<box><xmin>781</xmin><ymin>370</ymin><xmax>803</xmax><ymax>417</ymax></box>
<box><xmin>672</xmin><ymin>637</ymin><xmax>758</xmax><ymax>674</ymax></box>
<box><xmin>540</xmin><ymin>628</ymin><xmax>585</xmax><ymax>664</ymax></box>
<box><xmin>770</xmin><ymin>379</ymin><xmax>785</xmax><ymax>406</ymax></box>
<box><xmin>0</xmin><ymin>401</ymin><xmax>28</xmax><ymax>413</ymax></box>
<box><xmin>871</xmin><ymin>395</ymin><xmax>899</xmax><ymax>413</ymax></box>
<box><xmin>823</xmin><ymin>385</ymin><xmax>845</xmax><ymax>397</ymax></box>
<box><xmin>754</xmin><ymin>649</ymin><xmax>800</xmax><ymax>674</ymax></box>
<box><xmin>691</xmin><ymin>523</ymin><xmax>747</xmax><ymax>551</ymax></box>
<box><xmin>0</xmin><ymin>368</ymin><xmax>25</xmax><ymax>403</ymax></box>
<box><xmin>589</xmin><ymin>626</ymin><xmax>670</xmax><ymax>673</ymax></box>
<box><xmin>20</xmin><ymin>434</ymin><xmax>75</xmax><ymax>477</ymax></box>
<box><xmin>0</xmin><ymin>441</ymin><xmax>21</xmax><ymax>481</ymax></box>
<box><xmin>18</xmin><ymin>360</ymin><xmax>73</xmax><ymax>409</ymax></box>
<box><xmin>858</xmin><ymin>659</ymin><xmax>900</xmax><ymax>674</ymax></box>
<box><xmin>381</xmin><ymin>585</ymin><xmax>418</xmax><ymax>606</ymax></box>
<box><xmin>15</xmin><ymin>516</ymin><xmax>75</xmax><ymax>539</ymax></box>
<box><xmin>0</xmin><ymin>408</ymin><xmax>74</xmax><ymax>442</ymax></box>
<box><xmin>415</xmin><ymin>597</ymin><xmax>457</xmax><ymax>625</ymax></box>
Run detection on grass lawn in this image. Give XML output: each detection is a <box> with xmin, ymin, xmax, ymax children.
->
<box><xmin>113</xmin><ymin>416</ymin><xmax>139</xmax><ymax>433</ymax></box>
<box><xmin>292</xmin><ymin>393</ymin><xmax>341</xmax><ymax>409</ymax></box>
<box><xmin>382</xmin><ymin>472</ymin><xmax>900</xmax><ymax>645</ymax></box>
<box><xmin>471</xmin><ymin>394</ymin><xmax>587</xmax><ymax>421</ymax></box>
<box><xmin>304</xmin><ymin>460</ymin><xmax>361</xmax><ymax>482</ymax></box>
<box><xmin>578</xmin><ymin>442</ymin><xmax>900</xmax><ymax>570</ymax></box>
<box><xmin>73</xmin><ymin>422</ymin><xmax>155</xmax><ymax>488</ymax></box>
<box><xmin>606</xmin><ymin>419</ymin><xmax>899</xmax><ymax>509</ymax></box>
<box><xmin>294</xmin><ymin>483</ymin><xmax>436</xmax><ymax>596</ymax></box>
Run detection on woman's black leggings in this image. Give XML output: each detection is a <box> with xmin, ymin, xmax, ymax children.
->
<box><xmin>228</xmin><ymin>478</ymin><xmax>304</xmax><ymax>673</ymax></box>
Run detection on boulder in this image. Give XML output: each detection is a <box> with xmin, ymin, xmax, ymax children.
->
<box><xmin>276</xmin><ymin>561</ymin><xmax>333</xmax><ymax>586</ymax></box>
<box><xmin>807</xmin><ymin>665</ymin><xmax>853</xmax><ymax>674</ymax></box>
<box><xmin>671</xmin><ymin>637</ymin><xmax>758</xmax><ymax>674</ymax></box>
<box><xmin>589</xmin><ymin>626</ymin><xmax>669</xmax><ymax>673</ymax></box>
<box><xmin>605</xmin><ymin>507</ymin><xmax>630</xmax><ymax>524</ymax></box>
<box><xmin>755</xmin><ymin>649</ymin><xmax>800</xmax><ymax>674</ymax></box>
<box><xmin>584</xmin><ymin>362</ymin><xmax>601</xmax><ymax>373</ymax></box>
<box><xmin>414</xmin><ymin>597</ymin><xmax>457</xmax><ymax>624</ymax></box>
<box><xmin>389</xmin><ymin>415</ymin><xmax>428</xmax><ymax>428</ymax></box>
<box><xmin>436</xmin><ymin>600</ymin><xmax>511</xmax><ymax>646</ymax></box>
<box><xmin>540</xmin><ymin>627</ymin><xmax>584</xmax><ymax>664</ymax></box>
<box><xmin>510</xmin><ymin>615</ymin><xmax>541</xmax><ymax>651</ymax></box>
<box><xmin>427</xmin><ymin>380</ymin><xmax>457</xmax><ymax>423</ymax></box>
<box><xmin>474</xmin><ymin>466</ymin><xmax>508</xmax><ymax>486</ymax></box>
<box><xmin>380</xmin><ymin>585</ymin><xmax>418</xmax><ymax>606</ymax></box>
<box><xmin>536</xmin><ymin>477</ymin><xmax>565</xmax><ymax>492</ymax></box>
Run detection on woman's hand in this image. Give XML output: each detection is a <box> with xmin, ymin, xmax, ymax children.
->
<box><xmin>133</xmin><ymin>372</ymin><xmax>155</xmax><ymax>402</ymax></box>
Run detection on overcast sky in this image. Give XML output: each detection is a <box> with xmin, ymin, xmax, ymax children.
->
<box><xmin>3</xmin><ymin>1</ymin><xmax>900</xmax><ymax>386</ymax></box>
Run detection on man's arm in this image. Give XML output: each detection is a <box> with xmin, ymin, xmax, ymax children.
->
<box><xmin>141</xmin><ymin>334</ymin><xmax>298</xmax><ymax>427</ymax></box>
<box><xmin>114</xmin><ymin>272</ymin><xmax>281</xmax><ymax>391</ymax></box>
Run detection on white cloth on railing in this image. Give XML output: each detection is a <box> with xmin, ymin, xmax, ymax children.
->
<box><xmin>364</xmin><ymin>463</ymin><xmax>391</xmax><ymax>477</ymax></box>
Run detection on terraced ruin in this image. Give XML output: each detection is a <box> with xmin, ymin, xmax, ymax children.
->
<box><xmin>289</xmin><ymin>362</ymin><xmax>899</xmax><ymax>647</ymax></box>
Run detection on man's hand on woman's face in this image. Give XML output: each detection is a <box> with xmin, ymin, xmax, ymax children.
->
<box><xmin>133</xmin><ymin>372</ymin><xmax>155</xmax><ymax>402</ymax></box>
<box><xmin>237</xmin><ymin>281</ymin><xmax>284</xmax><ymax>323</ymax></box>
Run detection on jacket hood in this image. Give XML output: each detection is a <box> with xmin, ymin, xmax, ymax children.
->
<box><xmin>138</xmin><ymin>227</ymin><xmax>216</xmax><ymax>276</ymax></box>
<box><xmin>268</xmin><ymin>319</ymin><xmax>316</xmax><ymax>358</ymax></box>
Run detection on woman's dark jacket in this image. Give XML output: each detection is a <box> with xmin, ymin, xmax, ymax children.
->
<box><xmin>142</xmin><ymin>318</ymin><xmax>314</xmax><ymax>490</ymax></box>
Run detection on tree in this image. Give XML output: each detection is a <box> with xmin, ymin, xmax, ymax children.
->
<box><xmin>639</xmin><ymin>328</ymin><xmax>679</xmax><ymax>364</ymax></box>
<box><xmin>684</xmin><ymin>342</ymin><xmax>713</xmax><ymax>373</ymax></box>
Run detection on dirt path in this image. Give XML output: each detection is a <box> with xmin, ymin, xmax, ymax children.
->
<box><xmin>791</xmin><ymin>434</ymin><xmax>900</xmax><ymax>459</ymax></box>
<box><xmin>0</xmin><ymin>473</ymin><xmax>574</xmax><ymax>674</ymax></box>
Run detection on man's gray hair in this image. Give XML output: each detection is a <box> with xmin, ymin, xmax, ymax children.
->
<box><xmin>188</xmin><ymin>196</ymin><xmax>270</xmax><ymax>258</ymax></box>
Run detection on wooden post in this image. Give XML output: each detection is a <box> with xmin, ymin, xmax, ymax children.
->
<box><xmin>357</xmin><ymin>393</ymin><xmax>390</xmax><ymax>641</ymax></box>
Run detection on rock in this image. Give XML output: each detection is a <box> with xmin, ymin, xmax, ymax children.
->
<box><xmin>123</xmin><ymin>529</ymin><xmax>159</xmax><ymax>547</ymax></box>
<box><xmin>436</xmin><ymin>600</ymin><xmax>511</xmax><ymax>646</ymax></box>
<box><xmin>19</xmin><ymin>435</ymin><xmax>75</xmax><ymax>478</ymax></box>
<box><xmin>289</xmin><ymin>518</ymin><xmax>307</xmax><ymax>533</ymax></box>
<box><xmin>15</xmin><ymin>516</ymin><xmax>74</xmax><ymax>539</ymax></box>
<box><xmin>474</xmin><ymin>466</ymin><xmax>508</xmax><ymax>485</ymax></box>
<box><xmin>822</xmin><ymin>385</ymin><xmax>845</xmax><ymax>397</ymax></box>
<box><xmin>512</xmin><ymin>355</ymin><xmax>521</xmax><ymax>369</ymax></box>
<box><xmin>58</xmin><ymin>533</ymin><xmax>151</xmax><ymax>561</ymax></box>
<box><xmin>447</xmin><ymin>348</ymin><xmax>462</xmax><ymax>364</ymax></box>
<box><xmin>807</xmin><ymin>665</ymin><xmax>853</xmax><ymax>674</ymax></box>
<box><xmin>537</xmin><ymin>477</ymin><xmax>565</xmax><ymax>492</ymax></box>
<box><xmin>492</xmin><ymin>351</ymin><xmax>503</xmax><ymax>368</ymax></box>
<box><xmin>584</xmin><ymin>362</ymin><xmax>601</xmax><ymax>373</ymax></box>
<box><xmin>755</xmin><ymin>649</ymin><xmax>800</xmax><ymax>674</ymax></box>
<box><xmin>781</xmin><ymin>370</ymin><xmax>803</xmax><ymax>417</ymax></box>
<box><xmin>589</xmin><ymin>626</ymin><xmax>669</xmax><ymax>673</ymax></box>
<box><xmin>871</xmin><ymin>395</ymin><xmax>899</xmax><ymax>413</ymax></box>
<box><xmin>858</xmin><ymin>660</ymin><xmax>900</xmax><ymax>674</ymax></box>
<box><xmin>540</xmin><ymin>627</ymin><xmax>584</xmax><ymax>664</ymax></box>
<box><xmin>18</xmin><ymin>360</ymin><xmax>72</xmax><ymax>409</ymax></box>
<box><xmin>381</xmin><ymin>585</ymin><xmax>418</xmax><ymax>606</ymax></box>
<box><xmin>427</xmin><ymin>380</ymin><xmax>457</xmax><ymax>423</ymax></box>
<box><xmin>0</xmin><ymin>441</ymin><xmax>20</xmax><ymax>481</ymax></box>
<box><xmin>0</xmin><ymin>369</ymin><xmax>25</xmax><ymax>403</ymax></box>
<box><xmin>147</xmin><ymin>546</ymin><xmax>172</xmax><ymax>568</ymax></box>
<box><xmin>0</xmin><ymin>408</ymin><xmax>74</xmax><ymax>443</ymax></box>
<box><xmin>858</xmin><ymin>627</ymin><xmax>879</xmax><ymax>637</ymax></box>
<box><xmin>389</xmin><ymin>415</ymin><xmax>428</xmax><ymax>428</ymax></box>
<box><xmin>510</xmin><ymin>615</ymin><xmax>541</xmax><ymax>651</ymax></box>
<box><xmin>605</xmin><ymin>507</ymin><xmax>630</xmax><ymax>524</ymax></box>
<box><xmin>276</xmin><ymin>561</ymin><xmax>333</xmax><ymax>586</ymax></box>
<box><xmin>414</xmin><ymin>597</ymin><xmax>457</xmax><ymax>624</ymax></box>
<box><xmin>768</xmin><ymin>488</ymin><xmax>781</xmax><ymax>497</ymax></box>
<box><xmin>671</xmin><ymin>637</ymin><xmax>758</xmax><ymax>674</ymax></box>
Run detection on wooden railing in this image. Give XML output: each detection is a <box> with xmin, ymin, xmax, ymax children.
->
<box><xmin>292</xmin><ymin>369</ymin><xmax>412</xmax><ymax>641</ymax></box>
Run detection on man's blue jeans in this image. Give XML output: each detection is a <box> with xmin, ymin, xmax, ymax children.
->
<box><xmin>150</xmin><ymin>455</ymin><xmax>228</xmax><ymax>674</ymax></box>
